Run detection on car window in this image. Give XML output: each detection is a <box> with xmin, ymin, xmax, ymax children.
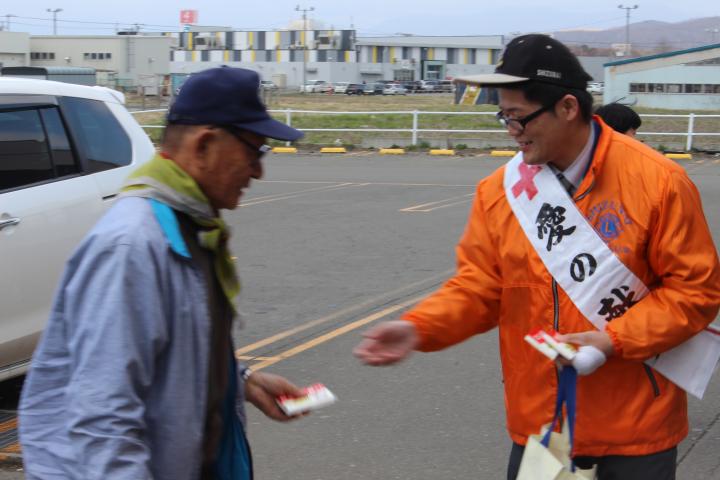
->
<box><xmin>0</xmin><ymin>107</ymin><xmax>80</xmax><ymax>192</ymax></box>
<box><xmin>59</xmin><ymin>97</ymin><xmax>132</xmax><ymax>173</ymax></box>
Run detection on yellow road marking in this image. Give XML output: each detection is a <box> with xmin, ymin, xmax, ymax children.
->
<box><xmin>400</xmin><ymin>193</ymin><xmax>474</xmax><ymax>212</ymax></box>
<box><xmin>235</xmin><ymin>269</ymin><xmax>452</xmax><ymax>356</ymax></box>
<box><xmin>236</xmin><ymin>355</ymin><xmax>277</xmax><ymax>361</ymax></box>
<box><xmin>251</xmin><ymin>295</ymin><xmax>425</xmax><ymax>371</ymax></box>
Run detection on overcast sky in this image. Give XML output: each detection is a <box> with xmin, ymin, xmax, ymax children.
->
<box><xmin>4</xmin><ymin>0</ymin><xmax>718</xmax><ymax>37</ymax></box>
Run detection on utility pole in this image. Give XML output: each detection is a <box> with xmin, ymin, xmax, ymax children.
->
<box><xmin>47</xmin><ymin>8</ymin><xmax>63</xmax><ymax>35</ymax></box>
<box><xmin>295</xmin><ymin>4</ymin><xmax>314</xmax><ymax>92</ymax></box>
<box><xmin>5</xmin><ymin>14</ymin><xmax>17</xmax><ymax>31</ymax></box>
<box><xmin>617</xmin><ymin>4</ymin><xmax>638</xmax><ymax>56</ymax></box>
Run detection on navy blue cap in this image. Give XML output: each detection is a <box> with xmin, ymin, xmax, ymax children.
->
<box><xmin>168</xmin><ymin>67</ymin><xmax>303</xmax><ymax>141</ymax></box>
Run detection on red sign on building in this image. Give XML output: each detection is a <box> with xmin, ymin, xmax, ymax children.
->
<box><xmin>180</xmin><ymin>10</ymin><xmax>198</xmax><ymax>25</ymax></box>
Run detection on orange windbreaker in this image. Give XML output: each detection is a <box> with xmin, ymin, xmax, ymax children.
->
<box><xmin>402</xmin><ymin>118</ymin><xmax>720</xmax><ymax>456</ymax></box>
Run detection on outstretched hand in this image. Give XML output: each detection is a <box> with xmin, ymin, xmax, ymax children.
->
<box><xmin>245</xmin><ymin>371</ymin><xmax>305</xmax><ymax>422</ymax></box>
<box><xmin>353</xmin><ymin>320</ymin><xmax>419</xmax><ymax>366</ymax></box>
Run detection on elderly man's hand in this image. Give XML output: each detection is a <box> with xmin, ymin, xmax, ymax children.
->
<box><xmin>245</xmin><ymin>371</ymin><xmax>305</xmax><ymax>421</ymax></box>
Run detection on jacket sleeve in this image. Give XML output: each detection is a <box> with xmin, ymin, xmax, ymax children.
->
<box><xmin>606</xmin><ymin>170</ymin><xmax>720</xmax><ymax>360</ymax></box>
<box><xmin>402</xmin><ymin>185</ymin><xmax>502</xmax><ymax>351</ymax></box>
<box><xmin>62</xmin><ymin>240</ymin><xmax>169</xmax><ymax>479</ymax></box>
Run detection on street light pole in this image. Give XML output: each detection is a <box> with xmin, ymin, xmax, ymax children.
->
<box><xmin>617</xmin><ymin>4</ymin><xmax>638</xmax><ymax>56</ymax></box>
<box><xmin>295</xmin><ymin>4</ymin><xmax>314</xmax><ymax>93</ymax></box>
<box><xmin>4</xmin><ymin>14</ymin><xmax>17</xmax><ymax>31</ymax></box>
<box><xmin>47</xmin><ymin>8</ymin><xmax>63</xmax><ymax>35</ymax></box>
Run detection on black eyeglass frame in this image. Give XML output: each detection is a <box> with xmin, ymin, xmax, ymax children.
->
<box><xmin>496</xmin><ymin>103</ymin><xmax>555</xmax><ymax>133</ymax></box>
<box><xmin>215</xmin><ymin>125</ymin><xmax>272</xmax><ymax>159</ymax></box>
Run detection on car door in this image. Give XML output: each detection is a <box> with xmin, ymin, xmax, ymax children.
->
<box><xmin>0</xmin><ymin>97</ymin><xmax>103</xmax><ymax>380</ymax></box>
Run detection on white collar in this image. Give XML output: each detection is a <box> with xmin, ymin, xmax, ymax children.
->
<box><xmin>549</xmin><ymin>126</ymin><xmax>595</xmax><ymax>189</ymax></box>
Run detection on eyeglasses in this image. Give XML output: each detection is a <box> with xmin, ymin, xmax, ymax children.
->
<box><xmin>217</xmin><ymin>125</ymin><xmax>271</xmax><ymax>160</ymax></box>
<box><xmin>496</xmin><ymin>104</ymin><xmax>554</xmax><ymax>133</ymax></box>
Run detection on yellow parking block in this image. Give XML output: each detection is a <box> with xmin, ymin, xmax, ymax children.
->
<box><xmin>665</xmin><ymin>153</ymin><xmax>692</xmax><ymax>160</ymax></box>
<box><xmin>272</xmin><ymin>147</ymin><xmax>298</xmax><ymax>153</ymax></box>
<box><xmin>379</xmin><ymin>148</ymin><xmax>405</xmax><ymax>155</ymax></box>
<box><xmin>430</xmin><ymin>149</ymin><xmax>455</xmax><ymax>156</ymax></box>
<box><xmin>491</xmin><ymin>150</ymin><xmax>517</xmax><ymax>157</ymax></box>
<box><xmin>320</xmin><ymin>147</ymin><xmax>347</xmax><ymax>153</ymax></box>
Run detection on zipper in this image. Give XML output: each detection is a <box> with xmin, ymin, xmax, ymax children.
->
<box><xmin>643</xmin><ymin>364</ymin><xmax>661</xmax><ymax>397</ymax></box>
<box><xmin>552</xmin><ymin>279</ymin><xmax>560</xmax><ymax>331</ymax></box>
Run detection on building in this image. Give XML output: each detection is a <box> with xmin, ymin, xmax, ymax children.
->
<box><xmin>603</xmin><ymin>43</ymin><xmax>720</xmax><ymax>110</ymax></box>
<box><xmin>0</xmin><ymin>66</ymin><xmax>96</xmax><ymax>86</ymax></box>
<box><xmin>28</xmin><ymin>34</ymin><xmax>175</xmax><ymax>91</ymax></box>
<box><xmin>169</xmin><ymin>26</ymin><xmax>504</xmax><ymax>87</ymax></box>
<box><xmin>0</xmin><ymin>31</ymin><xmax>30</xmax><ymax>68</ymax></box>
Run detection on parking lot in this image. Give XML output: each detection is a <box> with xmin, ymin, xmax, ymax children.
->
<box><xmin>2</xmin><ymin>152</ymin><xmax>720</xmax><ymax>479</ymax></box>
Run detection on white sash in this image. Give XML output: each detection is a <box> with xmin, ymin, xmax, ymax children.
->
<box><xmin>503</xmin><ymin>153</ymin><xmax>720</xmax><ymax>399</ymax></box>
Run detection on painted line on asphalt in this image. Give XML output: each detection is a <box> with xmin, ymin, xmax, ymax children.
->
<box><xmin>239</xmin><ymin>183</ymin><xmax>365</xmax><ymax>207</ymax></box>
<box><xmin>235</xmin><ymin>269</ymin><xmax>453</xmax><ymax>357</ymax></box>
<box><xmin>250</xmin><ymin>295</ymin><xmax>425</xmax><ymax>371</ymax></box>
<box><xmin>243</xmin><ymin>182</ymin><xmax>356</xmax><ymax>203</ymax></box>
<box><xmin>400</xmin><ymin>193</ymin><xmax>474</xmax><ymax>212</ymax></box>
<box><xmin>260</xmin><ymin>180</ymin><xmax>475</xmax><ymax>187</ymax></box>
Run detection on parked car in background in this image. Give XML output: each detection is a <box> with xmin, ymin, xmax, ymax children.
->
<box><xmin>0</xmin><ymin>77</ymin><xmax>155</xmax><ymax>381</ymax></box>
<box><xmin>587</xmin><ymin>82</ymin><xmax>604</xmax><ymax>94</ymax></box>
<box><xmin>419</xmin><ymin>80</ymin><xmax>440</xmax><ymax>92</ymax></box>
<box><xmin>362</xmin><ymin>82</ymin><xmax>385</xmax><ymax>95</ymax></box>
<box><xmin>383</xmin><ymin>84</ymin><xmax>407</xmax><ymax>95</ymax></box>
<box><xmin>300</xmin><ymin>79</ymin><xmax>332</xmax><ymax>93</ymax></box>
<box><xmin>260</xmin><ymin>80</ymin><xmax>278</xmax><ymax>90</ymax></box>
<box><xmin>345</xmin><ymin>83</ymin><xmax>365</xmax><ymax>95</ymax></box>
<box><xmin>332</xmin><ymin>82</ymin><xmax>350</xmax><ymax>94</ymax></box>
<box><xmin>403</xmin><ymin>81</ymin><xmax>422</xmax><ymax>93</ymax></box>
<box><xmin>438</xmin><ymin>80</ymin><xmax>455</xmax><ymax>93</ymax></box>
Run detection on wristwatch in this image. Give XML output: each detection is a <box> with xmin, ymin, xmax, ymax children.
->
<box><xmin>240</xmin><ymin>367</ymin><xmax>253</xmax><ymax>381</ymax></box>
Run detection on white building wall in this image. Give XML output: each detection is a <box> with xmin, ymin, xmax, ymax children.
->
<box><xmin>433</xmin><ymin>48</ymin><xmax>447</xmax><ymax>61</ymax></box>
<box><xmin>233</xmin><ymin>32</ymin><xmax>249</xmax><ymax>50</ymax></box>
<box><xmin>265</xmin><ymin>31</ymin><xmax>278</xmax><ymax>51</ymax></box>
<box><xmin>209</xmin><ymin>50</ymin><xmax>224</xmax><ymax>62</ymax></box>
<box><xmin>604</xmin><ymin>63</ymin><xmax>720</xmax><ymax>110</ymax></box>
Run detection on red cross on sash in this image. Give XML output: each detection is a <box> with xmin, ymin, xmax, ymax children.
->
<box><xmin>511</xmin><ymin>163</ymin><xmax>542</xmax><ymax>200</ymax></box>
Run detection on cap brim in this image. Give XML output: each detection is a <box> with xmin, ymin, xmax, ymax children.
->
<box><xmin>454</xmin><ymin>73</ymin><xmax>529</xmax><ymax>86</ymax></box>
<box><xmin>236</xmin><ymin>117</ymin><xmax>304</xmax><ymax>142</ymax></box>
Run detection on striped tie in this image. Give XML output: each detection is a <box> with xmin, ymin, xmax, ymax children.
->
<box><xmin>556</xmin><ymin>173</ymin><xmax>576</xmax><ymax>196</ymax></box>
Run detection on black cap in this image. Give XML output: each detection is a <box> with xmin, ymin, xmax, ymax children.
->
<box><xmin>168</xmin><ymin>67</ymin><xmax>303</xmax><ymax>141</ymax></box>
<box><xmin>455</xmin><ymin>34</ymin><xmax>592</xmax><ymax>89</ymax></box>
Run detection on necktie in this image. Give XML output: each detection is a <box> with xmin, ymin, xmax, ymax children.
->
<box><xmin>556</xmin><ymin>173</ymin><xmax>576</xmax><ymax>197</ymax></box>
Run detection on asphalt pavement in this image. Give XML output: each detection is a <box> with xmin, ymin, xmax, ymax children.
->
<box><xmin>2</xmin><ymin>152</ymin><xmax>720</xmax><ymax>479</ymax></box>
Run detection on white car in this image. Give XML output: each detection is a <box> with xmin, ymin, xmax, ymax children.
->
<box><xmin>300</xmin><ymin>80</ymin><xmax>332</xmax><ymax>93</ymax></box>
<box><xmin>332</xmin><ymin>82</ymin><xmax>350</xmax><ymax>94</ymax></box>
<box><xmin>382</xmin><ymin>84</ymin><xmax>407</xmax><ymax>95</ymax></box>
<box><xmin>0</xmin><ymin>77</ymin><xmax>155</xmax><ymax>381</ymax></box>
<box><xmin>587</xmin><ymin>82</ymin><xmax>604</xmax><ymax>94</ymax></box>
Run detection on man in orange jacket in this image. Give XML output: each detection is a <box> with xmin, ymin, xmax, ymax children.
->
<box><xmin>354</xmin><ymin>34</ymin><xmax>720</xmax><ymax>480</ymax></box>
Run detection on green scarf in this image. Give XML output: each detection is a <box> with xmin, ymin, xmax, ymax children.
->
<box><xmin>120</xmin><ymin>155</ymin><xmax>240</xmax><ymax>313</ymax></box>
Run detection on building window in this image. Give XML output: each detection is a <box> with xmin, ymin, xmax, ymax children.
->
<box><xmin>106</xmin><ymin>53</ymin><xmax>112</xmax><ymax>59</ymax></box>
<box><xmin>447</xmin><ymin>48</ymin><xmax>456</xmax><ymax>64</ymax></box>
<box><xmin>402</xmin><ymin>47</ymin><xmax>410</xmax><ymax>60</ymax></box>
<box><xmin>49</xmin><ymin>53</ymin><xmax>55</xmax><ymax>60</ymax></box>
<box><xmin>201</xmin><ymin>50</ymin><xmax>209</xmax><ymax>62</ymax></box>
<box><xmin>91</xmin><ymin>53</ymin><xmax>97</xmax><ymax>59</ymax></box>
<box><xmin>234</xmin><ymin>50</ymin><xmax>242</xmax><ymax>61</ymax></box>
<box><xmin>469</xmin><ymin>49</ymin><xmax>477</xmax><ymax>64</ymax></box>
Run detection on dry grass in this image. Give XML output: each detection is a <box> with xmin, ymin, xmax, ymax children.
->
<box><xmin>132</xmin><ymin>92</ymin><xmax>720</xmax><ymax>151</ymax></box>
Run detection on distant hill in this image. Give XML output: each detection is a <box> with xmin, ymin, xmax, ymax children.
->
<box><xmin>549</xmin><ymin>16</ymin><xmax>720</xmax><ymax>56</ymax></box>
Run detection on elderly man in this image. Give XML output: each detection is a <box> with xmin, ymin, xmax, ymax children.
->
<box><xmin>20</xmin><ymin>67</ymin><xmax>304</xmax><ymax>480</ymax></box>
<box><xmin>355</xmin><ymin>35</ymin><xmax>720</xmax><ymax>480</ymax></box>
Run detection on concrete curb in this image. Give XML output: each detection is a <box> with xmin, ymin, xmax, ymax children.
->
<box><xmin>379</xmin><ymin>148</ymin><xmax>406</xmax><ymax>155</ymax></box>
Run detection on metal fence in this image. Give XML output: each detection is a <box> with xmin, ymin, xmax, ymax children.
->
<box><xmin>133</xmin><ymin>109</ymin><xmax>720</xmax><ymax>151</ymax></box>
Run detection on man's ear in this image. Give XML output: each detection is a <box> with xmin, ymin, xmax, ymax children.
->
<box><xmin>190</xmin><ymin>128</ymin><xmax>216</xmax><ymax>167</ymax></box>
<box><xmin>559</xmin><ymin>94</ymin><xmax>580</xmax><ymax>122</ymax></box>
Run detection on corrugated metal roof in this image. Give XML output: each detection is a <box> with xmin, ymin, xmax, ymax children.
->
<box><xmin>604</xmin><ymin>43</ymin><xmax>720</xmax><ymax>67</ymax></box>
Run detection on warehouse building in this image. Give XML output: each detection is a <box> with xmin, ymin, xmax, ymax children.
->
<box><xmin>603</xmin><ymin>43</ymin><xmax>720</xmax><ymax>110</ymax></box>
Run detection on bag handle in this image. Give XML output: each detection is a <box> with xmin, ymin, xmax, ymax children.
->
<box><xmin>541</xmin><ymin>367</ymin><xmax>578</xmax><ymax>470</ymax></box>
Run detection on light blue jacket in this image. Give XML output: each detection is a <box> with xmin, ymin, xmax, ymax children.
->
<box><xmin>19</xmin><ymin>197</ymin><xmax>246</xmax><ymax>480</ymax></box>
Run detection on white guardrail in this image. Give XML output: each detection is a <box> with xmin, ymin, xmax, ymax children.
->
<box><xmin>133</xmin><ymin>109</ymin><xmax>720</xmax><ymax>151</ymax></box>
